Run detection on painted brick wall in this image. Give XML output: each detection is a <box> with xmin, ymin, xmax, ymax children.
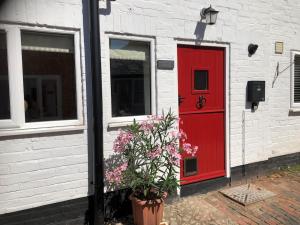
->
<box><xmin>99</xmin><ymin>0</ymin><xmax>300</xmax><ymax>168</ymax></box>
<box><xmin>1</xmin><ymin>0</ymin><xmax>300</xmax><ymax>216</ymax></box>
<box><xmin>0</xmin><ymin>0</ymin><xmax>89</xmax><ymax>215</ymax></box>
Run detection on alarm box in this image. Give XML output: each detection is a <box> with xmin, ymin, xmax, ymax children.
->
<box><xmin>247</xmin><ymin>81</ymin><xmax>265</xmax><ymax>103</ymax></box>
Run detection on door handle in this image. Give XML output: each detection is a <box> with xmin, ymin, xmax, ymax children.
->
<box><xmin>196</xmin><ymin>96</ymin><xmax>206</xmax><ymax>109</ymax></box>
<box><xmin>178</xmin><ymin>95</ymin><xmax>185</xmax><ymax>105</ymax></box>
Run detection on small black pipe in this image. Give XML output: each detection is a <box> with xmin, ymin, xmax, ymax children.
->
<box><xmin>88</xmin><ymin>0</ymin><xmax>104</xmax><ymax>224</ymax></box>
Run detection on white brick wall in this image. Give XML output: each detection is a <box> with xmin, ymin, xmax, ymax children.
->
<box><xmin>100</xmin><ymin>0</ymin><xmax>300</xmax><ymax>167</ymax></box>
<box><xmin>0</xmin><ymin>0</ymin><xmax>89</xmax><ymax>214</ymax></box>
<box><xmin>1</xmin><ymin>0</ymin><xmax>300</xmax><ymax>216</ymax></box>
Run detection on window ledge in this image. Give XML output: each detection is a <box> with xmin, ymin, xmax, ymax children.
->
<box><xmin>108</xmin><ymin>121</ymin><xmax>136</xmax><ymax>128</ymax></box>
<box><xmin>0</xmin><ymin>125</ymin><xmax>85</xmax><ymax>137</ymax></box>
<box><xmin>289</xmin><ymin>108</ymin><xmax>300</xmax><ymax>113</ymax></box>
<box><xmin>108</xmin><ymin>117</ymin><xmax>148</xmax><ymax>128</ymax></box>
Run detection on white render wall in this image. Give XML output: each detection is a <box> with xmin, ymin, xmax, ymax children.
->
<box><xmin>100</xmin><ymin>0</ymin><xmax>300</xmax><ymax>166</ymax></box>
<box><xmin>0</xmin><ymin>1</ymin><xmax>89</xmax><ymax>214</ymax></box>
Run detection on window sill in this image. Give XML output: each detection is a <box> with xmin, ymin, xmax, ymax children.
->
<box><xmin>108</xmin><ymin>116</ymin><xmax>148</xmax><ymax>128</ymax></box>
<box><xmin>0</xmin><ymin>125</ymin><xmax>85</xmax><ymax>137</ymax></box>
<box><xmin>108</xmin><ymin>121</ymin><xmax>135</xmax><ymax>128</ymax></box>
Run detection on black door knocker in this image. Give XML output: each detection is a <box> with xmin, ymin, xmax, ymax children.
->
<box><xmin>196</xmin><ymin>96</ymin><xmax>206</xmax><ymax>109</ymax></box>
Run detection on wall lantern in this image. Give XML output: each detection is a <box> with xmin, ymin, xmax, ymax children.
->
<box><xmin>201</xmin><ymin>5</ymin><xmax>219</xmax><ymax>25</ymax></box>
<box><xmin>248</xmin><ymin>44</ymin><xmax>258</xmax><ymax>56</ymax></box>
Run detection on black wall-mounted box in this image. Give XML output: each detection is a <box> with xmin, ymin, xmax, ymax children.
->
<box><xmin>247</xmin><ymin>81</ymin><xmax>265</xmax><ymax>102</ymax></box>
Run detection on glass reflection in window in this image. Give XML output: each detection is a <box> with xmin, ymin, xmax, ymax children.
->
<box><xmin>21</xmin><ymin>31</ymin><xmax>77</xmax><ymax>122</ymax></box>
<box><xmin>110</xmin><ymin>39</ymin><xmax>151</xmax><ymax>117</ymax></box>
<box><xmin>0</xmin><ymin>30</ymin><xmax>10</xmax><ymax>120</ymax></box>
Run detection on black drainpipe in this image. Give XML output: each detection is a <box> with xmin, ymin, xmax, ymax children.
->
<box><xmin>89</xmin><ymin>0</ymin><xmax>104</xmax><ymax>224</ymax></box>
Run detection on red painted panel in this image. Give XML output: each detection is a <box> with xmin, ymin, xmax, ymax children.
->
<box><xmin>178</xmin><ymin>45</ymin><xmax>225</xmax><ymax>185</ymax></box>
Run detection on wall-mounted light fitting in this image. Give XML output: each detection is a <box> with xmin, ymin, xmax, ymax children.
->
<box><xmin>248</xmin><ymin>44</ymin><xmax>258</xmax><ymax>56</ymax></box>
<box><xmin>201</xmin><ymin>5</ymin><xmax>219</xmax><ymax>25</ymax></box>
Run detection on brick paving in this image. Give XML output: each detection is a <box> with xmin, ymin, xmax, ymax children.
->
<box><xmin>106</xmin><ymin>166</ymin><xmax>300</xmax><ymax>225</ymax></box>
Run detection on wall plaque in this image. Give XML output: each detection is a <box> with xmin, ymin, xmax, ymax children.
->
<box><xmin>157</xmin><ymin>60</ymin><xmax>174</xmax><ymax>70</ymax></box>
<box><xmin>275</xmin><ymin>42</ymin><xmax>283</xmax><ymax>54</ymax></box>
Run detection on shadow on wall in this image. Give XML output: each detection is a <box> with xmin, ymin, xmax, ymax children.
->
<box><xmin>104</xmin><ymin>153</ymin><xmax>132</xmax><ymax>220</ymax></box>
<box><xmin>245</xmin><ymin>84</ymin><xmax>256</xmax><ymax>112</ymax></box>
<box><xmin>104</xmin><ymin>153</ymin><xmax>125</xmax><ymax>191</ymax></box>
<box><xmin>194</xmin><ymin>21</ymin><xmax>206</xmax><ymax>44</ymax></box>
<box><xmin>288</xmin><ymin>111</ymin><xmax>300</xmax><ymax>117</ymax></box>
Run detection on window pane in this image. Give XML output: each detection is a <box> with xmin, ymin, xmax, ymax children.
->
<box><xmin>110</xmin><ymin>39</ymin><xmax>151</xmax><ymax>117</ymax></box>
<box><xmin>194</xmin><ymin>70</ymin><xmax>208</xmax><ymax>90</ymax></box>
<box><xmin>0</xmin><ymin>30</ymin><xmax>10</xmax><ymax>120</ymax></box>
<box><xmin>21</xmin><ymin>31</ymin><xmax>77</xmax><ymax>122</ymax></box>
<box><xmin>294</xmin><ymin>55</ymin><xmax>300</xmax><ymax>103</ymax></box>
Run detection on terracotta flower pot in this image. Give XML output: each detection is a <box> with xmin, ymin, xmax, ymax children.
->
<box><xmin>129</xmin><ymin>193</ymin><xmax>167</xmax><ymax>225</ymax></box>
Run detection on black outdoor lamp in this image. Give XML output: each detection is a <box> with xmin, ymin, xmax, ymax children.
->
<box><xmin>248</xmin><ymin>44</ymin><xmax>259</xmax><ymax>56</ymax></box>
<box><xmin>201</xmin><ymin>5</ymin><xmax>219</xmax><ymax>25</ymax></box>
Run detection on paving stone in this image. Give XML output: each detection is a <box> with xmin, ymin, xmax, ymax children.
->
<box><xmin>106</xmin><ymin>169</ymin><xmax>300</xmax><ymax>225</ymax></box>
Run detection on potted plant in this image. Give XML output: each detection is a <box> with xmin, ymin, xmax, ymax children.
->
<box><xmin>105</xmin><ymin>111</ymin><xmax>198</xmax><ymax>225</ymax></box>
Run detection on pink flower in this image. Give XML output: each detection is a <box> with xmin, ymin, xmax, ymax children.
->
<box><xmin>140</xmin><ymin>120</ymin><xmax>154</xmax><ymax>133</ymax></box>
<box><xmin>183</xmin><ymin>143</ymin><xmax>198</xmax><ymax>156</ymax></box>
<box><xmin>119</xmin><ymin>162</ymin><xmax>128</xmax><ymax>171</ymax></box>
<box><xmin>105</xmin><ymin>162</ymin><xmax>128</xmax><ymax>185</ymax></box>
<box><xmin>140</xmin><ymin>115</ymin><xmax>164</xmax><ymax>133</ymax></box>
<box><xmin>193</xmin><ymin>146</ymin><xmax>198</xmax><ymax>152</ymax></box>
<box><xmin>170</xmin><ymin>130</ymin><xmax>177</xmax><ymax>138</ymax></box>
<box><xmin>147</xmin><ymin>147</ymin><xmax>162</xmax><ymax>159</ymax></box>
<box><xmin>171</xmin><ymin>129</ymin><xmax>187</xmax><ymax>142</ymax></box>
<box><xmin>166</xmin><ymin>144</ymin><xmax>181</xmax><ymax>166</ymax></box>
<box><xmin>147</xmin><ymin>115</ymin><xmax>163</xmax><ymax>121</ymax></box>
<box><xmin>178</xmin><ymin>129</ymin><xmax>187</xmax><ymax>142</ymax></box>
<box><xmin>113</xmin><ymin>130</ymin><xmax>133</xmax><ymax>153</ymax></box>
<box><xmin>179</xmin><ymin>118</ymin><xmax>184</xmax><ymax>125</ymax></box>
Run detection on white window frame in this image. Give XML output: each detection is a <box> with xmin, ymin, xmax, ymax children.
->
<box><xmin>0</xmin><ymin>24</ymin><xmax>84</xmax><ymax>133</ymax></box>
<box><xmin>106</xmin><ymin>34</ymin><xmax>156</xmax><ymax>127</ymax></box>
<box><xmin>291</xmin><ymin>50</ymin><xmax>300</xmax><ymax>110</ymax></box>
<box><xmin>0</xmin><ymin>25</ymin><xmax>24</xmax><ymax>129</ymax></box>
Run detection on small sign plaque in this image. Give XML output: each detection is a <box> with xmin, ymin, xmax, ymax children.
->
<box><xmin>157</xmin><ymin>60</ymin><xmax>174</xmax><ymax>70</ymax></box>
<box><xmin>275</xmin><ymin>42</ymin><xmax>283</xmax><ymax>54</ymax></box>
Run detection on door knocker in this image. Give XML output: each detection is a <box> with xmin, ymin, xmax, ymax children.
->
<box><xmin>196</xmin><ymin>96</ymin><xmax>206</xmax><ymax>109</ymax></box>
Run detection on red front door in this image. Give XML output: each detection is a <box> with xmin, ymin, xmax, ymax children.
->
<box><xmin>178</xmin><ymin>45</ymin><xmax>225</xmax><ymax>185</ymax></box>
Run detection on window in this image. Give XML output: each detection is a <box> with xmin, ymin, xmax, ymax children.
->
<box><xmin>291</xmin><ymin>51</ymin><xmax>300</xmax><ymax>109</ymax></box>
<box><xmin>293</xmin><ymin>55</ymin><xmax>300</xmax><ymax>103</ymax></box>
<box><xmin>0</xmin><ymin>30</ymin><xmax>10</xmax><ymax>120</ymax></box>
<box><xmin>109</xmin><ymin>39</ymin><xmax>151</xmax><ymax>117</ymax></box>
<box><xmin>194</xmin><ymin>70</ymin><xmax>208</xmax><ymax>90</ymax></box>
<box><xmin>0</xmin><ymin>25</ymin><xmax>82</xmax><ymax>131</ymax></box>
<box><xmin>21</xmin><ymin>31</ymin><xmax>77</xmax><ymax>122</ymax></box>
